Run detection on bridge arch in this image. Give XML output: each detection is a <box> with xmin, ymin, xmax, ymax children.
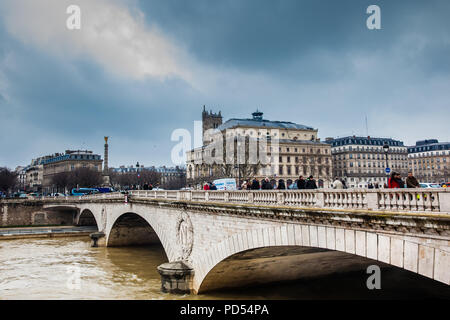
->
<box><xmin>193</xmin><ymin>224</ymin><xmax>449</xmax><ymax>293</ymax></box>
<box><xmin>104</xmin><ymin>210</ymin><xmax>177</xmax><ymax>262</ymax></box>
<box><xmin>75</xmin><ymin>208</ymin><xmax>100</xmax><ymax>229</ymax></box>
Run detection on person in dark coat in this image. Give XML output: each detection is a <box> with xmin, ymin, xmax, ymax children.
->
<box><xmin>277</xmin><ymin>179</ymin><xmax>286</xmax><ymax>190</ymax></box>
<box><xmin>341</xmin><ymin>179</ymin><xmax>347</xmax><ymax>189</ymax></box>
<box><xmin>297</xmin><ymin>176</ymin><xmax>306</xmax><ymax>189</ymax></box>
<box><xmin>261</xmin><ymin>177</ymin><xmax>272</xmax><ymax>190</ymax></box>
<box><xmin>305</xmin><ymin>176</ymin><xmax>318</xmax><ymax>189</ymax></box>
<box><xmin>251</xmin><ymin>179</ymin><xmax>260</xmax><ymax>190</ymax></box>
<box><xmin>406</xmin><ymin>171</ymin><xmax>420</xmax><ymax>188</ymax></box>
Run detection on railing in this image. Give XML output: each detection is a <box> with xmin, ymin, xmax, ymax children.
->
<box><xmin>128</xmin><ymin>189</ymin><xmax>450</xmax><ymax>214</ymax></box>
<box><xmin>17</xmin><ymin>188</ymin><xmax>450</xmax><ymax>214</ymax></box>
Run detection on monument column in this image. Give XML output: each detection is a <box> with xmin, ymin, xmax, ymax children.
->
<box><xmin>103</xmin><ymin>136</ymin><xmax>111</xmax><ymax>186</ymax></box>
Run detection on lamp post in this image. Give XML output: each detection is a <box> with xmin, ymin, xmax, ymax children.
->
<box><xmin>383</xmin><ymin>143</ymin><xmax>390</xmax><ymax>185</ymax></box>
<box><xmin>234</xmin><ymin>164</ymin><xmax>240</xmax><ymax>188</ymax></box>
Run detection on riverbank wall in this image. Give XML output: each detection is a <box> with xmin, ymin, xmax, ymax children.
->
<box><xmin>0</xmin><ymin>200</ymin><xmax>76</xmax><ymax>227</ymax></box>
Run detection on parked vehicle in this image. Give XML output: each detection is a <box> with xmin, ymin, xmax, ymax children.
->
<box><xmin>51</xmin><ymin>193</ymin><xmax>67</xmax><ymax>197</ymax></box>
<box><xmin>213</xmin><ymin>178</ymin><xmax>237</xmax><ymax>191</ymax></box>
<box><xmin>419</xmin><ymin>183</ymin><xmax>441</xmax><ymax>188</ymax></box>
<box><xmin>71</xmin><ymin>188</ymin><xmax>99</xmax><ymax>196</ymax></box>
<box><xmin>97</xmin><ymin>187</ymin><xmax>114</xmax><ymax>193</ymax></box>
<box><xmin>13</xmin><ymin>192</ymin><xmax>28</xmax><ymax>198</ymax></box>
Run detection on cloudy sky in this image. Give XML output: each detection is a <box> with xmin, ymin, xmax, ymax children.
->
<box><xmin>0</xmin><ymin>0</ymin><xmax>449</xmax><ymax>169</ymax></box>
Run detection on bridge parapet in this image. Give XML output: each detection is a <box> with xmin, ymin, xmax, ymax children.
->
<box><xmin>13</xmin><ymin>188</ymin><xmax>448</xmax><ymax>214</ymax></box>
<box><xmin>124</xmin><ymin>189</ymin><xmax>450</xmax><ymax>214</ymax></box>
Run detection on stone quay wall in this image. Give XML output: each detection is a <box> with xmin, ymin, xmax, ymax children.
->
<box><xmin>0</xmin><ymin>201</ymin><xmax>76</xmax><ymax>227</ymax></box>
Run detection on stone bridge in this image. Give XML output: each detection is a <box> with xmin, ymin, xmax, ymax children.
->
<box><xmin>20</xmin><ymin>189</ymin><xmax>450</xmax><ymax>293</ymax></box>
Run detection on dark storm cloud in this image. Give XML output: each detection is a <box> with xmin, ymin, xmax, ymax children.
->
<box><xmin>138</xmin><ymin>0</ymin><xmax>450</xmax><ymax>76</ymax></box>
<box><xmin>0</xmin><ymin>0</ymin><xmax>449</xmax><ymax>168</ymax></box>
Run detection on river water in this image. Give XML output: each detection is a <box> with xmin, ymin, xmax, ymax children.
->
<box><xmin>0</xmin><ymin>237</ymin><xmax>449</xmax><ymax>300</ymax></box>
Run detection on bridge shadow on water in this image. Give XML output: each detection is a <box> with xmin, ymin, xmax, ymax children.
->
<box><xmin>103</xmin><ymin>243</ymin><xmax>449</xmax><ymax>300</ymax></box>
<box><xmin>197</xmin><ymin>266</ymin><xmax>450</xmax><ymax>300</ymax></box>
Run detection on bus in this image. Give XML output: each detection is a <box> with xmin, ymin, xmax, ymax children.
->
<box><xmin>71</xmin><ymin>188</ymin><xmax>99</xmax><ymax>196</ymax></box>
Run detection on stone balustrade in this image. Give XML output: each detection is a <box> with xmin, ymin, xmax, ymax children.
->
<box><xmin>30</xmin><ymin>188</ymin><xmax>450</xmax><ymax>214</ymax></box>
<box><xmin>120</xmin><ymin>188</ymin><xmax>450</xmax><ymax>214</ymax></box>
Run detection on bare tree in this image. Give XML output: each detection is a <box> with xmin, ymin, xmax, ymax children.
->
<box><xmin>68</xmin><ymin>167</ymin><xmax>103</xmax><ymax>189</ymax></box>
<box><xmin>51</xmin><ymin>172</ymin><xmax>71</xmax><ymax>193</ymax></box>
<box><xmin>109</xmin><ymin>168</ymin><xmax>161</xmax><ymax>190</ymax></box>
<box><xmin>0</xmin><ymin>167</ymin><xmax>17</xmax><ymax>194</ymax></box>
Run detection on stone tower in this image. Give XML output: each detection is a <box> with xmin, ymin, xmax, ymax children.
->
<box><xmin>202</xmin><ymin>105</ymin><xmax>222</xmax><ymax>145</ymax></box>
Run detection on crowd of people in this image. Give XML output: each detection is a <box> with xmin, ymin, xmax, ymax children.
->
<box><xmin>330</xmin><ymin>171</ymin><xmax>421</xmax><ymax>189</ymax></box>
<box><xmin>238</xmin><ymin>176</ymin><xmax>319</xmax><ymax>190</ymax></box>
<box><xmin>201</xmin><ymin>171</ymin><xmax>423</xmax><ymax>191</ymax></box>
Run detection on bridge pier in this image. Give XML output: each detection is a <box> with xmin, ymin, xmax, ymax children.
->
<box><xmin>90</xmin><ymin>232</ymin><xmax>106</xmax><ymax>247</ymax></box>
<box><xmin>157</xmin><ymin>261</ymin><xmax>194</xmax><ymax>294</ymax></box>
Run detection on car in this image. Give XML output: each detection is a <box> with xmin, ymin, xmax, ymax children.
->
<box><xmin>27</xmin><ymin>193</ymin><xmax>41</xmax><ymax>199</ymax></box>
<box><xmin>51</xmin><ymin>193</ymin><xmax>67</xmax><ymax>197</ymax></box>
<box><xmin>71</xmin><ymin>188</ymin><xmax>99</xmax><ymax>196</ymax></box>
<box><xmin>419</xmin><ymin>183</ymin><xmax>441</xmax><ymax>188</ymax></box>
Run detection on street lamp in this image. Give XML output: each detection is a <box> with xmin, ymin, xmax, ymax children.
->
<box><xmin>234</xmin><ymin>164</ymin><xmax>240</xmax><ymax>188</ymax></box>
<box><xmin>383</xmin><ymin>143</ymin><xmax>390</xmax><ymax>185</ymax></box>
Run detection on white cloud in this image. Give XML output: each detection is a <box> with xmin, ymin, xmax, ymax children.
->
<box><xmin>0</xmin><ymin>0</ymin><xmax>193</xmax><ymax>82</ymax></box>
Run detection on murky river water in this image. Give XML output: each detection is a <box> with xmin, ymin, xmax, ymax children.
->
<box><xmin>0</xmin><ymin>237</ymin><xmax>449</xmax><ymax>300</ymax></box>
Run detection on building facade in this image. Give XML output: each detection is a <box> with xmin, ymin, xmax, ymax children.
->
<box><xmin>326</xmin><ymin>136</ymin><xmax>408</xmax><ymax>188</ymax></box>
<box><xmin>186</xmin><ymin>108</ymin><xmax>332</xmax><ymax>187</ymax></box>
<box><xmin>14</xmin><ymin>166</ymin><xmax>27</xmax><ymax>191</ymax></box>
<box><xmin>41</xmin><ymin>150</ymin><xmax>103</xmax><ymax>193</ymax></box>
<box><xmin>408</xmin><ymin>139</ymin><xmax>450</xmax><ymax>183</ymax></box>
<box><xmin>25</xmin><ymin>155</ymin><xmax>54</xmax><ymax>192</ymax></box>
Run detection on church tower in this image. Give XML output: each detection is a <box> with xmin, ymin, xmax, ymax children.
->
<box><xmin>202</xmin><ymin>105</ymin><xmax>222</xmax><ymax>145</ymax></box>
